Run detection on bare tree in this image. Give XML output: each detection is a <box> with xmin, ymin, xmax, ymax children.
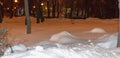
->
<box><xmin>52</xmin><ymin>0</ymin><xmax>56</xmax><ymax>17</ymax></box>
<box><xmin>24</xmin><ymin>0</ymin><xmax>31</xmax><ymax>34</ymax></box>
<box><xmin>118</xmin><ymin>0</ymin><xmax>120</xmax><ymax>47</ymax></box>
<box><xmin>46</xmin><ymin>0</ymin><xmax>50</xmax><ymax>18</ymax></box>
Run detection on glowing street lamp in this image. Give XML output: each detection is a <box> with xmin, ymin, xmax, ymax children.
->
<box><xmin>41</xmin><ymin>3</ymin><xmax>44</xmax><ymax>6</ymax></box>
<box><xmin>14</xmin><ymin>7</ymin><xmax>16</xmax><ymax>9</ymax></box>
<box><xmin>7</xmin><ymin>7</ymin><xmax>10</xmax><ymax>10</ymax></box>
<box><xmin>33</xmin><ymin>5</ymin><xmax>36</xmax><ymax>8</ymax></box>
<box><xmin>14</xmin><ymin>0</ymin><xmax>18</xmax><ymax>3</ymax></box>
<box><xmin>0</xmin><ymin>1</ymin><xmax>3</xmax><ymax>5</ymax></box>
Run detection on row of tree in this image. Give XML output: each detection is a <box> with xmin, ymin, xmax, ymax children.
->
<box><xmin>30</xmin><ymin>0</ymin><xmax>119</xmax><ymax>19</ymax></box>
<box><xmin>0</xmin><ymin>0</ymin><xmax>119</xmax><ymax>19</ymax></box>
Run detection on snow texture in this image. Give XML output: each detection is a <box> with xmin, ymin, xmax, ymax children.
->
<box><xmin>0</xmin><ymin>17</ymin><xmax>118</xmax><ymax>58</ymax></box>
<box><xmin>50</xmin><ymin>31</ymin><xmax>77</xmax><ymax>43</ymax></box>
<box><xmin>49</xmin><ymin>31</ymin><xmax>118</xmax><ymax>48</ymax></box>
<box><xmin>89</xmin><ymin>28</ymin><xmax>106</xmax><ymax>33</ymax></box>
<box><xmin>95</xmin><ymin>33</ymin><xmax>118</xmax><ymax>48</ymax></box>
<box><xmin>1</xmin><ymin>31</ymin><xmax>119</xmax><ymax>58</ymax></box>
<box><xmin>4</xmin><ymin>44</ymin><xmax>27</xmax><ymax>56</ymax></box>
<box><xmin>1</xmin><ymin>43</ymin><xmax>120</xmax><ymax>58</ymax></box>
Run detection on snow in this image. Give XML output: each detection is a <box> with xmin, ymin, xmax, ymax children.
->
<box><xmin>50</xmin><ymin>31</ymin><xmax>77</xmax><ymax>43</ymax></box>
<box><xmin>4</xmin><ymin>44</ymin><xmax>27</xmax><ymax>56</ymax></box>
<box><xmin>49</xmin><ymin>31</ymin><xmax>118</xmax><ymax>48</ymax></box>
<box><xmin>89</xmin><ymin>28</ymin><xmax>106</xmax><ymax>33</ymax></box>
<box><xmin>0</xmin><ymin>17</ymin><xmax>118</xmax><ymax>46</ymax></box>
<box><xmin>1</xmin><ymin>42</ymin><xmax>120</xmax><ymax>58</ymax></box>
<box><xmin>0</xmin><ymin>17</ymin><xmax>118</xmax><ymax>58</ymax></box>
<box><xmin>96</xmin><ymin>33</ymin><xmax>118</xmax><ymax>48</ymax></box>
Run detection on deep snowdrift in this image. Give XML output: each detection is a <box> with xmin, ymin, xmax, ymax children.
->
<box><xmin>49</xmin><ymin>31</ymin><xmax>118</xmax><ymax>48</ymax></box>
<box><xmin>1</xmin><ymin>31</ymin><xmax>119</xmax><ymax>58</ymax></box>
<box><xmin>1</xmin><ymin>42</ymin><xmax>120</xmax><ymax>58</ymax></box>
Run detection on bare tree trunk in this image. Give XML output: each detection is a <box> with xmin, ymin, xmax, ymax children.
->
<box><xmin>9</xmin><ymin>0</ymin><xmax>13</xmax><ymax>18</ymax></box>
<box><xmin>28</xmin><ymin>0</ymin><xmax>32</xmax><ymax>15</ymax></box>
<box><xmin>118</xmin><ymin>0</ymin><xmax>120</xmax><ymax>47</ymax></box>
<box><xmin>52</xmin><ymin>0</ymin><xmax>56</xmax><ymax>18</ymax></box>
<box><xmin>47</xmin><ymin>0</ymin><xmax>50</xmax><ymax>18</ymax></box>
<box><xmin>56</xmin><ymin>0</ymin><xmax>60</xmax><ymax>18</ymax></box>
<box><xmin>24</xmin><ymin>0</ymin><xmax>31</xmax><ymax>34</ymax></box>
<box><xmin>36</xmin><ymin>0</ymin><xmax>44</xmax><ymax>23</ymax></box>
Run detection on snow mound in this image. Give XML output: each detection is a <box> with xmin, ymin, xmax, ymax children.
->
<box><xmin>1</xmin><ymin>32</ymin><xmax>119</xmax><ymax>58</ymax></box>
<box><xmin>1</xmin><ymin>43</ymin><xmax>120</xmax><ymax>58</ymax></box>
<box><xmin>4</xmin><ymin>44</ymin><xmax>27</xmax><ymax>56</ymax></box>
<box><xmin>95</xmin><ymin>33</ymin><xmax>118</xmax><ymax>48</ymax></box>
<box><xmin>50</xmin><ymin>31</ymin><xmax>77</xmax><ymax>43</ymax></box>
<box><xmin>49</xmin><ymin>31</ymin><xmax>117</xmax><ymax>48</ymax></box>
<box><xmin>89</xmin><ymin>28</ymin><xmax>106</xmax><ymax>33</ymax></box>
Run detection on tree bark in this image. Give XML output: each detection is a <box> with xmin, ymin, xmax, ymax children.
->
<box><xmin>47</xmin><ymin>0</ymin><xmax>50</xmax><ymax>18</ymax></box>
<box><xmin>118</xmin><ymin>0</ymin><xmax>120</xmax><ymax>47</ymax></box>
<box><xmin>52</xmin><ymin>0</ymin><xmax>56</xmax><ymax>18</ymax></box>
<box><xmin>24</xmin><ymin>0</ymin><xmax>31</xmax><ymax>34</ymax></box>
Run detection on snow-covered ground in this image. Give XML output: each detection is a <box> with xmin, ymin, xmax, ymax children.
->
<box><xmin>1</xmin><ymin>42</ymin><xmax>120</xmax><ymax>58</ymax></box>
<box><xmin>0</xmin><ymin>16</ymin><xmax>119</xmax><ymax>58</ymax></box>
<box><xmin>0</xmin><ymin>16</ymin><xmax>118</xmax><ymax>46</ymax></box>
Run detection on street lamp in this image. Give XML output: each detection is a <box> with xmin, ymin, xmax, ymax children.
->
<box><xmin>14</xmin><ymin>0</ymin><xmax>18</xmax><ymax>11</ymax></box>
<box><xmin>33</xmin><ymin>5</ymin><xmax>36</xmax><ymax>8</ymax></box>
<box><xmin>0</xmin><ymin>1</ymin><xmax>3</xmax><ymax>5</ymax></box>
<box><xmin>14</xmin><ymin>0</ymin><xmax>18</xmax><ymax>3</ymax></box>
<box><xmin>41</xmin><ymin>3</ymin><xmax>44</xmax><ymax>6</ymax></box>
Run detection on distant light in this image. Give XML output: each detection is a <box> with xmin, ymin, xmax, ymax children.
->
<box><xmin>14</xmin><ymin>7</ymin><xmax>16</xmax><ymax>9</ymax></box>
<box><xmin>0</xmin><ymin>2</ymin><xmax>3</xmax><ymax>5</ymax></box>
<box><xmin>45</xmin><ymin>7</ymin><xmax>47</xmax><ymax>10</ymax></box>
<box><xmin>41</xmin><ymin>3</ymin><xmax>44</xmax><ymax>6</ymax></box>
<box><xmin>33</xmin><ymin>5</ymin><xmax>36</xmax><ymax>8</ymax></box>
<box><xmin>14</xmin><ymin>0</ymin><xmax>18</xmax><ymax>3</ymax></box>
<box><xmin>7</xmin><ymin>7</ymin><xmax>9</xmax><ymax>10</ymax></box>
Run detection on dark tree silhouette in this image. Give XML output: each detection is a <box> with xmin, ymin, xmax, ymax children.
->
<box><xmin>46</xmin><ymin>0</ymin><xmax>50</xmax><ymax>18</ymax></box>
<box><xmin>24</xmin><ymin>0</ymin><xmax>31</xmax><ymax>34</ymax></box>
<box><xmin>36</xmin><ymin>0</ymin><xmax>44</xmax><ymax>23</ymax></box>
<box><xmin>52</xmin><ymin>0</ymin><xmax>56</xmax><ymax>18</ymax></box>
<box><xmin>0</xmin><ymin>1</ymin><xmax>3</xmax><ymax>23</ymax></box>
